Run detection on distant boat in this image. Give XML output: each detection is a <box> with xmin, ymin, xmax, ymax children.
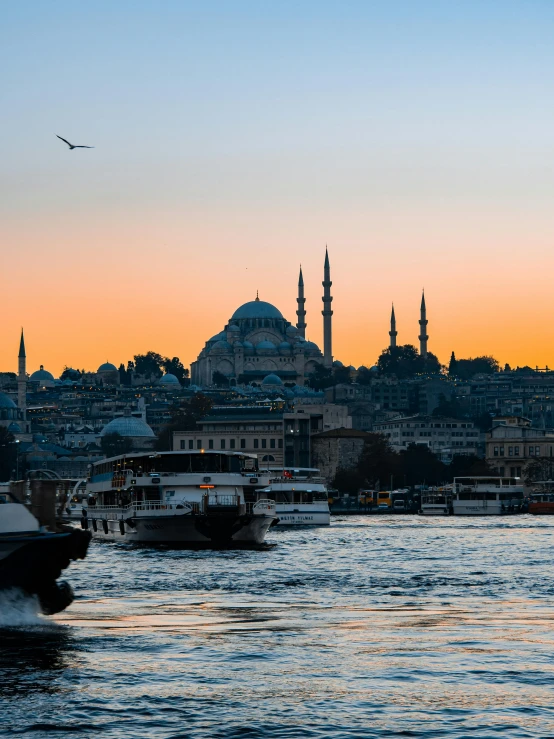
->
<box><xmin>452</xmin><ymin>476</ymin><xmax>525</xmax><ymax>515</ymax></box>
<box><xmin>255</xmin><ymin>467</ymin><xmax>331</xmax><ymax>526</ymax></box>
<box><xmin>0</xmin><ymin>488</ymin><xmax>91</xmax><ymax>614</ymax></box>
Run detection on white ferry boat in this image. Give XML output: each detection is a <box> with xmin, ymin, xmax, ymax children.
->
<box><xmin>451</xmin><ymin>476</ymin><xmax>524</xmax><ymax>515</ymax></box>
<box><xmin>421</xmin><ymin>487</ymin><xmax>453</xmax><ymax>515</ymax></box>
<box><xmin>255</xmin><ymin>468</ymin><xmax>330</xmax><ymax>526</ymax></box>
<box><xmin>84</xmin><ymin>451</ymin><xmax>277</xmax><ymax>546</ymax></box>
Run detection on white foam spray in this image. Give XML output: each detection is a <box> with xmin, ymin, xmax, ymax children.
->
<box><xmin>0</xmin><ymin>588</ymin><xmax>44</xmax><ymax>627</ymax></box>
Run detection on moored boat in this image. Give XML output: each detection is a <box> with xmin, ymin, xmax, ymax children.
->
<box><xmin>255</xmin><ymin>467</ymin><xmax>331</xmax><ymax>525</ymax></box>
<box><xmin>421</xmin><ymin>487</ymin><xmax>453</xmax><ymax>515</ymax></box>
<box><xmin>528</xmin><ymin>482</ymin><xmax>554</xmax><ymax>514</ymax></box>
<box><xmin>452</xmin><ymin>476</ymin><xmax>524</xmax><ymax>515</ymax></box>
<box><xmin>84</xmin><ymin>451</ymin><xmax>277</xmax><ymax>546</ymax></box>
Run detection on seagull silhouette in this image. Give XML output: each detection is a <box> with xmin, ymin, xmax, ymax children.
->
<box><xmin>56</xmin><ymin>135</ymin><xmax>94</xmax><ymax>150</ymax></box>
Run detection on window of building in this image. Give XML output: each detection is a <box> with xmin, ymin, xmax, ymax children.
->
<box><xmin>196</xmin><ymin>439</ymin><xmax>202</xmax><ymax>449</ymax></box>
<box><xmin>270</xmin><ymin>438</ymin><xmax>276</xmax><ymax>449</ymax></box>
<box><xmin>220</xmin><ymin>439</ymin><xmax>226</xmax><ymax>449</ymax></box>
<box><xmin>536</xmin><ymin>446</ymin><xmax>541</xmax><ymax>456</ymax></box>
<box><xmin>508</xmin><ymin>447</ymin><xmax>513</xmax><ymax>456</ymax></box>
<box><xmin>180</xmin><ymin>440</ymin><xmax>185</xmax><ymax>449</ymax></box>
<box><xmin>230</xmin><ymin>439</ymin><xmax>235</xmax><ymax>449</ymax></box>
<box><xmin>240</xmin><ymin>439</ymin><xmax>246</xmax><ymax>449</ymax></box>
<box><xmin>494</xmin><ymin>446</ymin><xmax>499</xmax><ymax>457</ymax></box>
<box><xmin>189</xmin><ymin>440</ymin><xmax>194</xmax><ymax>449</ymax></box>
<box><xmin>208</xmin><ymin>439</ymin><xmax>214</xmax><ymax>449</ymax></box>
<box><xmin>278</xmin><ymin>439</ymin><xmax>283</xmax><ymax>448</ymax></box>
<box><xmin>261</xmin><ymin>439</ymin><xmax>267</xmax><ymax>449</ymax></box>
<box><xmin>514</xmin><ymin>446</ymin><xmax>520</xmax><ymax>456</ymax></box>
<box><xmin>500</xmin><ymin>446</ymin><xmax>504</xmax><ymax>456</ymax></box>
<box><xmin>529</xmin><ymin>446</ymin><xmax>534</xmax><ymax>456</ymax></box>
<box><xmin>254</xmin><ymin>439</ymin><xmax>259</xmax><ymax>449</ymax></box>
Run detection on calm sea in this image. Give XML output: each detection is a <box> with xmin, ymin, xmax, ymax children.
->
<box><xmin>2</xmin><ymin>516</ymin><xmax>554</xmax><ymax>739</ymax></box>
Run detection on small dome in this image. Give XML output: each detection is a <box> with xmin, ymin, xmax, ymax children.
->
<box><xmin>256</xmin><ymin>340</ymin><xmax>277</xmax><ymax>351</ymax></box>
<box><xmin>30</xmin><ymin>366</ymin><xmax>55</xmax><ymax>382</ymax></box>
<box><xmin>286</xmin><ymin>326</ymin><xmax>298</xmax><ymax>336</ymax></box>
<box><xmin>208</xmin><ymin>331</ymin><xmax>226</xmax><ymax>343</ymax></box>
<box><xmin>370</xmin><ymin>365</ymin><xmax>379</xmax><ymax>372</ymax></box>
<box><xmin>158</xmin><ymin>373</ymin><xmax>180</xmax><ymax>386</ymax></box>
<box><xmin>333</xmin><ymin>360</ymin><xmax>344</xmax><ymax>367</ymax></box>
<box><xmin>302</xmin><ymin>341</ymin><xmax>321</xmax><ymax>355</ymax></box>
<box><xmin>211</xmin><ymin>340</ymin><xmax>233</xmax><ymax>354</ymax></box>
<box><xmin>262</xmin><ymin>373</ymin><xmax>284</xmax><ymax>386</ymax></box>
<box><xmin>242</xmin><ymin>340</ymin><xmax>255</xmax><ymax>355</ymax></box>
<box><xmin>227</xmin><ymin>324</ymin><xmax>240</xmax><ymax>332</ymax></box>
<box><xmin>231</xmin><ymin>300</ymin><xmax>283</xmax><ymax>321</ymax></box>
<box><xmin>233</xmin><ymin>340</ymin><xmax>243</xmax><ymax>348</ymax></box>
<box><xmin>0</xmin><ymin>393</ymin><xmax>16</xmax><ymax>409</ymax></box>
<box><xmin>100</xmin><ymin>416</ymin><xmax>155</xmax><ymax>438</ymax></box>
<box><xmin>98</xmin><ymin>362</ymin><xmax>118</xmax><ymax>373</ymax></box>
<box><xmin>278</xmin><ymin>341</ymin><xmax>291</xmax><ymax>354</ymax></box>
<box><xmin>7</xmin><ymin>422</ymin><xmax>21</xmax><ymax>433</ymax></box>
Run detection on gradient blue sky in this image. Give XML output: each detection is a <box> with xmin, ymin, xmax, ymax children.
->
<box><xmin>2</xmin><ymin>1</ymin><xmax>554</xmax><ymax>374</ymax></box>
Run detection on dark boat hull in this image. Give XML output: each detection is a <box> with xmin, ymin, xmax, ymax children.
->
<box><xmin>0</xmin><ymin>528</ymin><xmax>91</xmax><ymax>614</ymax></box>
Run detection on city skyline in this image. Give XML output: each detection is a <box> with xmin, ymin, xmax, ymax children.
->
<box><xmin>3</xmin><ymin>1</ymin><xmax>554</xmax><ymax>374</ymax></box>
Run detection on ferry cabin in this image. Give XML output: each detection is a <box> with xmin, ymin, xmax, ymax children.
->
<box><xmin>255</xmin><ymin>467</ymin><xmax>330</xmax><ymax>525</ymax></box>
<box><xmin>452</xmin><ymin>476</ymin><xmax>524</xmax><ymax>515</ymax></box>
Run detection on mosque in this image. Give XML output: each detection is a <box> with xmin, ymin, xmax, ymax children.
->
<box><xmin>191</xmin><ymin>249</ymin><xmax>334</xmax><ymax>387</ymax></box>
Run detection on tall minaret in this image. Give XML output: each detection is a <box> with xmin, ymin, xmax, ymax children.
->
<box><xmin>419</xmin><ymin>291</ymin><xmax>428</xmax><ymax>358</ymax></box>
<box><xmin>389</xmin><ymin>304</ymin><xmax>397</xmax><ymax>349</ymax></box>
<box><xmin>322</xmin><ymin>247</ymin><xmax>333</xmax><ymax>367</ymax></box>
<box><xmin>17</xmin><ymin>329</ymin><xmax>27</xmax><ymax>427</ymax></box>
<box><xmin>296</xmin><ymin>265</ymin><xmax>306</xmax><ymax>338</ymax></box>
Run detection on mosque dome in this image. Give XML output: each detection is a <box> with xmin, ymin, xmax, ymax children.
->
<box><xmin>7</xmin><ymin>422</ymin><xmax>21</xmax><ymax>433</ymax></box>
<box><xmin>100</xmin><ymin>416</ymin><xmax>155</xmax><ymax>438</ymax></box>
<box><xmin>0</xmin><ymin>393</ymin><xmax>16</xmax><ymax>409</ymax></box>
<box><xmin>333</xmin><ymin>360</ymin><xmax>344</xmax><ymax>368</ymax></box>
<box><xmin>211</xmin><ymin>340</ymin><xmax>233</xmax><ymax>354</ymax></box>
<box><xmin>98</xmin><ymin>362</ymin><xmax>118</xmax><ymax>373</ymax></box>
<box><xmin>30</xmin><ymin>366</ymin><xmax>55</xmax><ymax>383</ymax></box>
<box><xmin>208</xmin><ymin>331</ymin><xmax>227</xmax><ymax>343</ymax></box>
<box><xmin>278</xmin><ymin>341</ymin><xmax>291</xmax><ymax>354</ymax></box>
<box><xmin>285</xmin><ymin>325</ymin><xmax>298</xmax><ymax>337</ymax></box>
<box><xmin>231</xmin><ymin>300</ymin><xmax>283</xmax><ymax>321</ymax></box>
<box><xmin>261</xmin><ymin>373</ymin><xmax>284</xmax><ymax>386</ymax></box>
<box><xmin>242</xmin><ymin>340</ymin><xmax>255</xmax><ymax>355</ymax></box>
<box><xmin>256</xmin><ymin>340</ymin><xmax>277</xmax><ymax>352</ymax></box>
<box><xmin>303</xmin><ymin>341</ymin><xmax>321</xmax><ymax>355</ymax></box>
<box><xmin>158</xmin><ymin>373</ymin><xmax>181</xmax><ymax>388</ymax></box>
<box><xmin>227</xmin><ymin>324</ymin><xmax>240</xmax><ymax>332</ymax></box>
<box><xmin>233</xmin><ymin>340</ymin><xmax>243</xmax><ymax>348</ymax></box>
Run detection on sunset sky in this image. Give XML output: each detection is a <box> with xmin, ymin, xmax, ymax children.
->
<box><xmin>2</xmin><ymin>1</ymin><xmax>554</xmax><ymax>376</ymax></box>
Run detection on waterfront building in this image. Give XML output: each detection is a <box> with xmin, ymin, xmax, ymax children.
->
<box><xmin>191</xmin><ymin>252</ymin><xmax>333</xmax><ymax>386</ymax></box>
<box><xmin>486</xmin><ymin>416</ymin><xmax>554</xmax><ymax>478</ymax></box>
<box><xmin>311</xmin><ymin>428</ymin><xmax>372</xmax><ymax>484</ymax></box>
<box><xmin>373</xmin><ymin>414</ymin><xmax>482</xmax><ymax>461</ymax></box>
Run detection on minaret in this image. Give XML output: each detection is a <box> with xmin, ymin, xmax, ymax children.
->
<box><xmin>419</xmin><ymin>291</ymin><xmax>428</xmax><ymax>358</ymax></box>
<box><xmin>17</xmin><ymin>329</ymin><xmax>27</xmax><ymax>428</ymax></box>
<box><xmin>389</xmin><ymin>304</ymin><xmax>397</xmax><ymax>349</ymax></box>
<box><xmin>296</xmin><ymin>265</ymin><xmax>307</xmax><ymax>338</ymax></box>
<box><xmin>322</xmin><ymin>247</ymin><xmax>333</xmax><ymax>367</ymax></box>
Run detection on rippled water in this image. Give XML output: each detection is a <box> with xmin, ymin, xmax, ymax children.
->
<box><xmin>2</xmin><ymin>515</ymin><xmax>554</xmax><ymax>738</ymax></box>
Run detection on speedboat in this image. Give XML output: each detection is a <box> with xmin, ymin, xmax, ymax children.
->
<box><xmin>0</xmin><ymin>489</ymin><xmax>91</xmax><ymax>614</ymax></box>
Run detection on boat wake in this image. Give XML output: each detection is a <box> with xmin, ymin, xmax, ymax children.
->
<box><xmin>0</xmin><ymin>588</ymin><xmax>43</xmax><ymax>627</ymax></box>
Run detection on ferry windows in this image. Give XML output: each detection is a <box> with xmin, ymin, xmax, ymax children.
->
<box><xmin>240</xmin><ymin>439</ymin><xmax>246</xmax><ymax>449</ymax></box>
<box><xmin>220</xmin><ymin>439</ymin><xmax>226</xmax><ymax>449</ymax></box>
<box><xmin>189</xmin><ymin>440</ymin><xmax>194</xmax><ymax>449</ymax></box>
<box><xmin>209</xmin><ymin>439</ymin><xmax>214</xmax><ymax>449</ymax></box>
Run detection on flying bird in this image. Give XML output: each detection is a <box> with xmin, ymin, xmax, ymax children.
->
<box><xmin>56</xmin><ymin>135</ymin><xmax>94</xmax><ymax>150</ymax></box>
